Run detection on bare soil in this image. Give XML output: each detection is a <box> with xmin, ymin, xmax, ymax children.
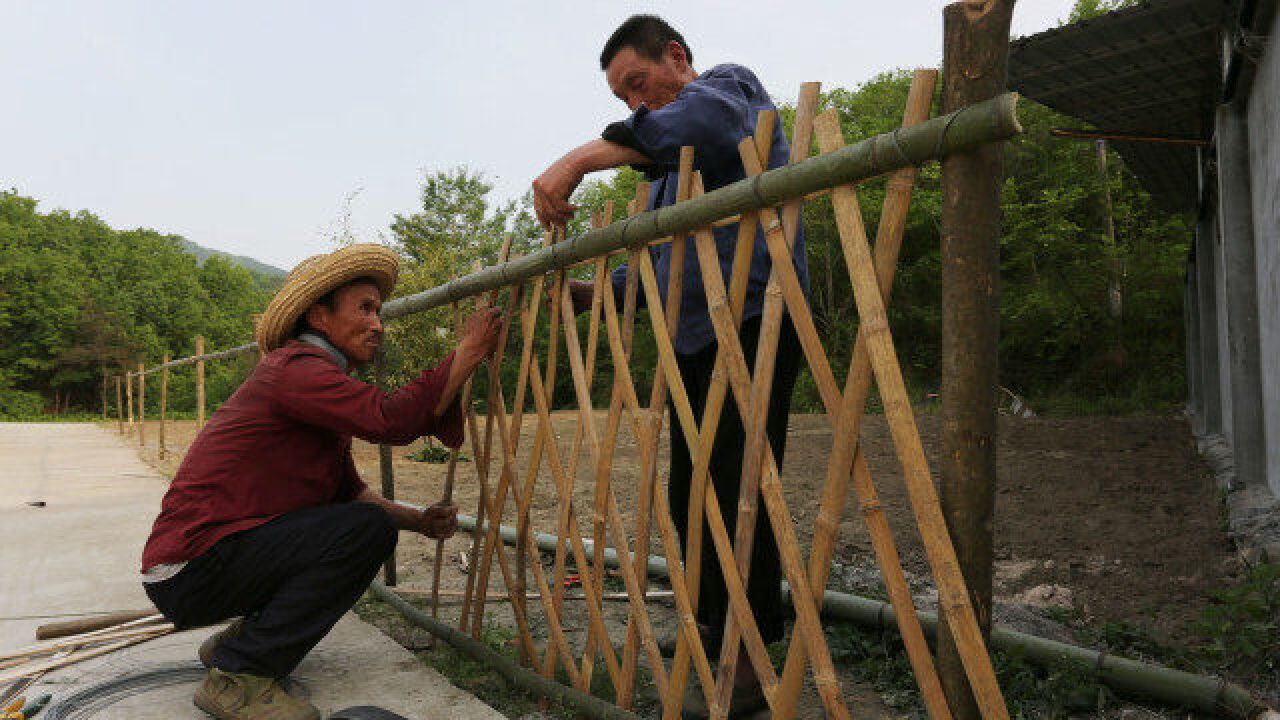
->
<box><xmin>132</xmin><ymin>409</ymin><xmax>1239</xmax><ymax>715</ymax></box>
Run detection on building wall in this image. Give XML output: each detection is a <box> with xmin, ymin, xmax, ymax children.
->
<box><xmin>1247</xmin><ymin>7</ymin><xmax>1280</xmax><ymax>496</ymax></box>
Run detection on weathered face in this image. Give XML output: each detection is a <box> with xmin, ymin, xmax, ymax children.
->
<box><xmin>305</xmin><ymin>280</ymin><xmax>383</xmax><ymax>367</ymax></box>
<box><xmin>605</xmin><ymin>41</ymin><xmax>693</xmax><ymax>112</ymax></box>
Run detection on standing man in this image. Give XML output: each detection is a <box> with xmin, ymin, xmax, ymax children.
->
<box><xmin>141</xmin><ymin>244</ymin><xmax>502</xmax><ymax>720</ymax></box>
<box><xmin>532</xmin><ymin>15</ymin><xmax>809</xmax><ymax>718</ymax></box>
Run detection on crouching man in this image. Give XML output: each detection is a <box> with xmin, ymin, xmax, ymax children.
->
<box><xmin>140</xmin><ymin>244</ymin><xmax>501</xmax><ymax>720</ymax></box>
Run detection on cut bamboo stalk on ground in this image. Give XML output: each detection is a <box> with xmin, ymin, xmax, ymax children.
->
<box><xmin>1</xmin><ymin>623</ymin><xmax>176</xmax><ymax>664</ymax></box>
<box><xmin>35</xmin><ymin>609</ymin><xmax>160</xmax><ymax>640</ymax></box>
<box><xmin>0</xmin><ymin>632</ymin><xmax>172</xmax><ymax>684</ymax></box>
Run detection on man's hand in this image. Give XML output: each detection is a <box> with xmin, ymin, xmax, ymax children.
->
<box><xmin>416</xmin><ymin>501</ymin><xmax>458</xmax><ymax>539</ymax></box>
<box><xmin>532</xmin><ymin>140</ymin><xmax>650</xmax><ymax>230</ymax></box>
<box><xmin>532</xmin><ymin>157</ymin><xmax>583</xmax><ymax>230</ymax></box>
<box><xmin>456</xmin><ymin>307</ymin><xmax>503</xmax><ymax>368</ymax></box>
<box><xmin>568</xmin><ymin>279</ymin><xmax>594</xmax><ymax>315</ymax></box>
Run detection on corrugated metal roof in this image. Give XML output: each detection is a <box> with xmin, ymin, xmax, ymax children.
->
<box><xmin>1009</xmin><ymin>0</ymin><xmax>1233</xmax><ymax>210</ymax></box>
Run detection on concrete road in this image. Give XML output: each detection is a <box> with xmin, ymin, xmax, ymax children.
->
<box><xmin>0</xmin><ymin>423</ymin><xmax>502</xmax><ymax>719</ymax></box>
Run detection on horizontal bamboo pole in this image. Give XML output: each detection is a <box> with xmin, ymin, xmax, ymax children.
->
<box><xmin>383</xmin><ymin>93</ymin><xmax>1018</xmax><ymax>320</ymax></box>
<box><xmin>125</xmin><ymin>93</ymin><xmax>1019</xmax><ymax>377</ymax></box>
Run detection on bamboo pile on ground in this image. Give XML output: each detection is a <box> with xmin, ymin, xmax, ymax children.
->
<box><xmin>0</xmin><ymin>613</ymin><xmax>172</xmax><ymax>687</ymax></box>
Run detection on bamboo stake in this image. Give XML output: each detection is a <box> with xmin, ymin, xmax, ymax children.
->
<box><xmin>195</xmin><ymin>335</ymin><xmax>205</xmax><ymax>429</ymax></box>
<box><xmin>664</xmin><ymin>109</ymin><xmax>775</xmax><ymax>715</ymax></box>
<box><xmin>578</xmin><ymin>210</ymin><xmax>611</xmax><ymax>693</ymax></box>
<box><xmin>817</xmin><ymin>97</ymin><xmax>1011</xmax><ymax>720</ymax></box>
<box><xmin>711</xmin><ymin>84</ymin><xmax>819</xmax><ymax>716</ymax></box>
<box><xmin>478</xmin><ymin>338</ymin><xmax>598</xmax><ymax>689</ymax></box>
<box><xmin>627</xmin><ymin>257</ymin><xmax>780</xmax><ymax>719</ymax></box>
<box><xmin>773</xmin><ymin>75</ymin><xmax>952</xmax><ymax>720</ymax></box>
<box><xmin>137</xmin><ymin>362</ymin><xmax>146</xmax><ymax>448</ymax></box>
<box><xmin>469</xmin><ymin>230</ymin><xmax>554</xmax><ymax>637</ymax></box>
<box><xmin>458</xmin><ymin>277</ymin><xmax>522</xmax><ymax>633</ymax></box>
<box><xmin>543</xmin><ymin>206</ymin><xmax>612</xmax><ymax>688</ymax></box>
<box><xmin>516</xmin><ymin>233</ymin><xmax>569</xmax><ymax>672</ymax></box>
<box><xmin>159</xmin><ymin>354</ymin><xmax>169</xmax><ymax>460</ymax></box>
<box><xmin>115</xmin><ymin>376</ymin><xmax>123</xmax><ymax>434</ymax></box>
<box><xmin>608</xmin><ymin>186</ymin><xmax>651</xmax><ymax>709</ymax></box>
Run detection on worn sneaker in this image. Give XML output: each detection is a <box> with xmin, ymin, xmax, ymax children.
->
<box><xmin>199</xmin><ymin>618</ymin><xmax>245</xmax><ymax>669</ymax></box>
<box><xmin>193</xmin><ymin>668</ymin><xmax>320</xmax><ymax>720</ymax></box>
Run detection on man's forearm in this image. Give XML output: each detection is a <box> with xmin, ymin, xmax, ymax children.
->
<box><xmin>433</xmin><ymin>347</ymin><xmax>482</xmax><ymax>416</ymax></box>
<box><xmin>355</xmin><ymin>487</ymin><xmax>420</xmax><ymax>530</ymax></box>
<box><xmin>562</xmin><ymin>138</ymin><xmax>649</xmax><ymax>176</ymax></box>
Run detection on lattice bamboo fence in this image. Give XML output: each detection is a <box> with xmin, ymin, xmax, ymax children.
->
<box><xmin>114</xmin><ymin>73</ymin><xmax>1022</xmax><ymax>720</ymax></box>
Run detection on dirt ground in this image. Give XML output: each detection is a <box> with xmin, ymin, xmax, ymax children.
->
<box><xmin>131</xmin><ymin>409</ymin><xmax>1239</xmax><ymax>714</ymax></box>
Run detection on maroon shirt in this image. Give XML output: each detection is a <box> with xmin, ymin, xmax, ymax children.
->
<box><xmin>141</xmin><ymin>340</ymin><xmax>463</xmax><ymax>571</ymax></box>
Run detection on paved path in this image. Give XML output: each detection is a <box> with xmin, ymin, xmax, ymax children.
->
<box><xmin>0</xmin><ymin>423</ymin><xmax>502</xmax><ymax>719</ymax></box>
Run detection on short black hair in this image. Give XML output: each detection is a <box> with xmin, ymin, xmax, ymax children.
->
<box><xmin>600</xmin><ymin>14</ymin><xmax>692</xmax><ymax>71</ymax></box>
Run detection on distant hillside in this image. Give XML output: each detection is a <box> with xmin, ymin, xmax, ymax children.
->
<box><xmin>175</xmin><ymin>238</ymin><xmax>287</xmax><ymax>281</ymax></box>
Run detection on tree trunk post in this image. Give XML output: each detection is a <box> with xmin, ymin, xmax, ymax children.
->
<box><xmin>195</xmin><ymin>335</ymin><xmax>206</xmax><ymax>429</ymax></box>
<box><xmin>374</xmin><ymin>350</ymin><xmax>397</xmax><ymax>587</ymax></box>
<box><xmin>138</xmin><ymin>361</ymin><xmax>146</xmax><ymax>449</ymax></box>
<box><xmin>115</xmin><ymin>376</ymin><xmax>124</xmax><ymax>434</ymax></box>
<box><xmin>939</xmin><ymin>2</ymin><xmax>1013</xmax><ymax>719</ymax></box>
<box><xmin>159</xmin><ymin>354</ymin><xmax>169</xmax><ymax>460</ymax></box>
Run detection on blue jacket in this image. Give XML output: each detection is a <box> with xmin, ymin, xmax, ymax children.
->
<box><xmin>604</xmin><ymin>63</ymin><xmax>810</xmax><ymax>355</ymax></box>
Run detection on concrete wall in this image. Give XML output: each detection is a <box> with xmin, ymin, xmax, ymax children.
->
<box><xmin>1247</xmin><ymin>7</ymin><xmax>1280</xmax><ymax>496</ymax></box>
<box><xmin>1189</xmin><ymin>7</ymin><xmax>1279</xmax><ymax>504</ymax></box>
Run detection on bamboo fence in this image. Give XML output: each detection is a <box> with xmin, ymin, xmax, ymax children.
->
<box><xmin>107</xmin><ymin>81</ymin><xmax>1021</xmax><ymax>719</ymax></box>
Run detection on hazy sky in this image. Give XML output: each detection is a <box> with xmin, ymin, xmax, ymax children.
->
<box><xmin>2</xmin><ymin>1</ymin><xmax>1075</xmax><ymax>270</ymax></box>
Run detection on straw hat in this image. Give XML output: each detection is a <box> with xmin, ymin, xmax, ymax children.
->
<box><xmin>255</xmin><ymin>243</ymin><xmax>399</xmax><ymax>352</ymax></box>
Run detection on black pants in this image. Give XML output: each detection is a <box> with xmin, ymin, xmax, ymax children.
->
<box><xmin>145</xmin><ymin>502</ymin><xmax>397</xmax><ymax>678</ymax></box>
<box><xmin>668</xmin><ymin>314</ymin><xmax>801</xmax><ymax>646</ymax></box>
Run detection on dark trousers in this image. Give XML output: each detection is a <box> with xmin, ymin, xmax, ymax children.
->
<box><xmin>145</xmin><ymin>502</ymin><xmax>397</xmax><ymax>678</ymax></box>
<box><xmin>668</xmin><ymin>314</ymin><xmax>801</xmax><ymax>646</ymax></box>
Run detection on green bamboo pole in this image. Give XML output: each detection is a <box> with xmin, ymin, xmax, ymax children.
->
<box><xmin>132</xmin><ymin>92</ymin><xmax>1020</xmax><ymax>374</ymax></box>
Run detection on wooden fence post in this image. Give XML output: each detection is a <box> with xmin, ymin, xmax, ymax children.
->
<box><xmin>375</xmin><ymin>350</ymin><xmax>396</xmax><ymax>587</ymax></box>
<box><xmin>939</xmin><ymin>3</ymin><xmax>1014</xmax><ymax>719</ymax></box>
<box><xmin>115</xmin><ymin>376</ymin><xmax>124</xmax><ymax>434</ymax></box>
<box><xmin>138</xmin><ymin>362</ymin><xmax>146</xmax><ymax>449</ymax></box>
<box><xmin>195</xmin><ymin>335</ymin><xmax>206</xmax><ymax>429</ymax></box>
<box><xmin>125</xmin><ymin>372</ymin><xmax>134</xmax><ymax>432</ymax></box>
<box><xmin>159</xmin><ymin>354</ymin><xmax>169</xmax><ymax>460</ymax></box>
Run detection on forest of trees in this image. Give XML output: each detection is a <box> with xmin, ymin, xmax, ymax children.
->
<box><xmin>1</xmin><ymin>0</ymin><xmax>1185</xmax><ymax>419</ymax></box>
<box><xmin>0</xmin><ymin>192</ymin><xmax>274</xmax><ymax>417</ymax></box>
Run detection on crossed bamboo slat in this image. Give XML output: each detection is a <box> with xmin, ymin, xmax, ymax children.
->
<box><xmin>429</xmin><ymin>74</ymin><xmax>1009</xmax><ymax>720</ymax></box>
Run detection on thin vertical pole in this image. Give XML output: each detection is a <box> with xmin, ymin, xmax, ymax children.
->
<box><xmin>137</xmin><ymin>362</ymin><xmax>146</xmax><ymax>449</ymax></box>
<box><xmin>101</xmin><ymin>369</ymin><xmax>108</xmax><ymax>420</ymax></box>
<box><xmin>195</xmin><ymin>335</ymin><xmax>206</xmax><ymax>429</ymax></box>
<box><xmin>115</xmin><ymin>376</ymin><xmax>124</xmax><ymax>434</ymax></box>
<box><xmin>126</xmin><ymin>372</ymin><xmax>134</xmax><ymax>431</ymax></box>
<box><xmin>940</xmin><ymin>3</ymin><xmax>1014</xmax><ymax>719</ymax></box>
<box><xmin>375</xmin><ymin>350</ymin><xmax>397</xmax><ymax>587</ymax></box>
<box><xmin>159</xmin><ymin>354</ymin><xmax>169</xmax><ymax>460</ymax></box>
